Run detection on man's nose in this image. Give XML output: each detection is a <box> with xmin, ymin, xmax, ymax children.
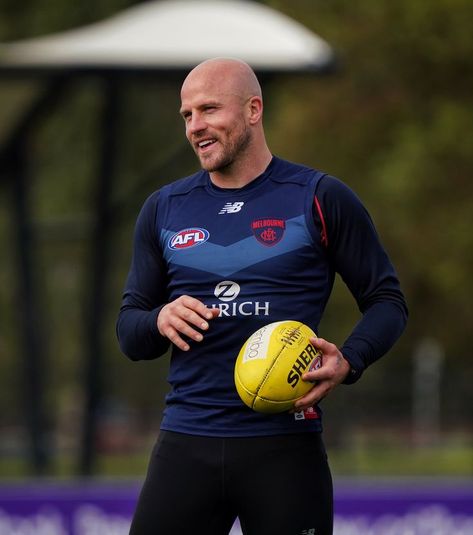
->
<box><xmin>187</xmin><ymin>113</ymin><xmax>206</xmax><ymax>135</ymax></box>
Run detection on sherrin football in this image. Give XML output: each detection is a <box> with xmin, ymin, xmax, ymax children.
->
<box><xmin>234</xmin><ymin>320</ymin><xmax>322</xmax><ymax>413</ymax></box>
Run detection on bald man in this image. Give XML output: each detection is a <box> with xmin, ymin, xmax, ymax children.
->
<box><xmin>117</xmin><ymin>58</ymin><xmax>407</xmax><ymax>535</ymax></box>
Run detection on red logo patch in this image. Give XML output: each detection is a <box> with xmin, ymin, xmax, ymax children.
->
<box><xmin>251</xmin><ymin>218</ymin><xmax>285</xmax><ymax>246</ymax></box>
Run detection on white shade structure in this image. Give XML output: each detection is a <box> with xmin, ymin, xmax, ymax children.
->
<box><xmin>0</xmin><ymin>0</ymin><xmax>335</xmax><ymax>73</ymax></box>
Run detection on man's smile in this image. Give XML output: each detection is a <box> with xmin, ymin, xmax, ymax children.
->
<box><xmin>196</xmin><ymin>138</ymin><xmax>217</xmax><ymax>153</ymax></box>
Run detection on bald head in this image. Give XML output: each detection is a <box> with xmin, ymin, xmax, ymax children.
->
<box><xmin>181</xmin><ymin>58</ymin><xmax>262</xmax><ymax>102</ymax></box>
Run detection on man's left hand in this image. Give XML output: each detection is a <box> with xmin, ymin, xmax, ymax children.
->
<box><xmin>293</xmin><ymin>337</ymin><xmax>351</xmax><ymax>411</ymax></box>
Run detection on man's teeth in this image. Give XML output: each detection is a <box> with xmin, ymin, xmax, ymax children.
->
<box><xmin>199</xmin><ymin>140</ymin><xmax>215</xmax><ymax>148</ymax></box>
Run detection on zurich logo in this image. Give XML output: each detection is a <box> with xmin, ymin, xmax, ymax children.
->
<box><xmin>168</xmin><ymin>228</ymin><xmax>210</xmax><ymax>250</ymax></box>
<box><xmin>214</xmin><ymin>281</ymin><xmax>240</xmax><ymax>301</ymax></box>
<box><xmin>211</xmin><ymin>281</ymin><xmax>270</xmax><ymax>317</ymax></box>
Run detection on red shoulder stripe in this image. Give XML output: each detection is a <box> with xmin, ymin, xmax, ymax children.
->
<box><xmin>314</xmin><ymin>195</ymin><xmax>328</xmax><ymax>247</ymax></box>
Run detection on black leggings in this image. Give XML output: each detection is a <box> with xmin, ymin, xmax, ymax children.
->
<box><xmin>130</xmin><ymin>431</ymin><xmax>333</xmax><ymax>535</ymax></box>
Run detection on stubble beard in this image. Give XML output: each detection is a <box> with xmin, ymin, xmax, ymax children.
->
<box><xmin>197</xmin><ymin>124</ymin><xmax>252</xmax><ymax>174</ymax></box>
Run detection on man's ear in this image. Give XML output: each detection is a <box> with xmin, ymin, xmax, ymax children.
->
<box><xmin>247</xmin><ymin>96</ymin><xmax>263</xmax><ymax>125</ymax></box>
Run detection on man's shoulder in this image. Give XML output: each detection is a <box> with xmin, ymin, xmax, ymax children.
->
<box><xmin>138</xmin><ymin>170</ymin><xmax>206</xmax><ymax>216</ymax></box>
<box><xmin>271</xmin><ymin>157</ymin><xmax>356</xmax><ymax>200</ymax></box>
<box><xmin>159</xmin><ymin>170</ymin><xmax>207</xmax><ymax>198</ymax></box>
<box><xmin>270</xmin><ymin>156</ymin><xmax>326</xmax><ymax>186</ymax></box>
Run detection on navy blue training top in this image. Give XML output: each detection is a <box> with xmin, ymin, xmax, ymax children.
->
<box><xmin>117</xmin><ymin>156</ymin><xmax>407</xmax><ymax>437</ymax></box>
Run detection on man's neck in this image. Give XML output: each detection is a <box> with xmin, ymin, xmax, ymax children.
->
<box><xmin>209</xmin><ymin>148</ymin><xmax>273</xmax><ymax>189</ymax></box>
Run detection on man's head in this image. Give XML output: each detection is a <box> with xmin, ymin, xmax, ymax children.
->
<box><xmin>180</xmin><ymin>58</ymin><xmax>268</xmax><ymax>178</ymax></box>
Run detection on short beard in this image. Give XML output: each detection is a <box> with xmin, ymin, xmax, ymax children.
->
<box><xmin>199</xmin><ymin>125</ymin><xmax>252</xmax><ymax>173</ymax></box>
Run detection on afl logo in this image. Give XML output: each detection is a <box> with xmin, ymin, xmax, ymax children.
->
<box><xmin>168</xmin><ymin>228</ymin><xmax>210</xmax><ymax>250</ymax></box>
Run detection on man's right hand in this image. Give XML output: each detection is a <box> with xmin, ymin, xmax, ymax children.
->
<box><xmin>157</xmin><ymin>295</ymin><xmax>219</xmax><ymax>351</ymax></box>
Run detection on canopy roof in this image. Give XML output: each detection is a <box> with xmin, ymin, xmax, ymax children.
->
<box><xmin>0</xmin><ymin>0</ymin><xmax>335</xmax><ymax>73</ymax></box>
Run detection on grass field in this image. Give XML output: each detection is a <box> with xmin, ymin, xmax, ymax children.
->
<box><xmin>0</xmin><ymin>442</ymin><xmax>471</xmax><ymax>479</ymax></box>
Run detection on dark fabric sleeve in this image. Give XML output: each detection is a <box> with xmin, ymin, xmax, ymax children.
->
<box><xmin>315</xmin><ymin>175</ymin><xmax>408</xmax><ymax>383</ymax></box>
<box><xmin>116</xmin><ymin>192</ymin><xmax>171</xmax><ymax>361</ymax></box>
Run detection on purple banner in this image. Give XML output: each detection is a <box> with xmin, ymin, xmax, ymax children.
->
<box><xmin>333</xmin><ymin>478</ymin><xmax>473</xmax><ymax>535</ymax></box>
<box><xmin>0</xmin><ymin>481</ymin><xmax>139</xmax><ymax>535</ymax></box>
<box><xmin>0</xmin><ymin>478</ymin><xmax>472</xmax><ymax>535</ymax></box>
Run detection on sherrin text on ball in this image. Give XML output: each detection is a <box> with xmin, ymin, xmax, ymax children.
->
<box><xmin>234</xmin><ymin>320</ymin><xmax>322</xmax><ymax>413</ymax></box>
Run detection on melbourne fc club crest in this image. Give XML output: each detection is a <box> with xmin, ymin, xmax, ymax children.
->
<box><xmin>251</xmin><ymin>218</ymin><xmax>286</xmax><ymax>246</ymax></box>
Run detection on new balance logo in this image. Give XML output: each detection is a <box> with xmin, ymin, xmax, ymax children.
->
<box><xmin>219</xmin><ymin>201</ymin><xmax>244</xmax><ymax>214</ymax></box>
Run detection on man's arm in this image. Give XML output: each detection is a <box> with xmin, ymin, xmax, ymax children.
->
<box><xmin>295</xmin><ymin>176</ymin><xmax>408</xmax><ymax>409</ymax></box>
<box><xmin>116</xmin><ymin>192</ymin><xmax>171</xmax><ymax>360</ymax></box>
<box><xmin>322</xmin><ymin>176</ymin><xmax>408</xmax><ymax>380</ymax></box>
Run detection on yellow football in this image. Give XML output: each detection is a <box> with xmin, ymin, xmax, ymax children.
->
<box><xmin>234</xmin><ymin>320</ymin><xmax>322</xmax><ymax>413</ymax></box>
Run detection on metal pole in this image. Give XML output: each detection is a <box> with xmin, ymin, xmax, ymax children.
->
<box><xmin>412</xmin><ymin>337</ymin><xmax>444</xmax><ymax>446</ymax></box>
<box><xmin>9</xmin><ymin>142</ymin><xmax>50</xmax><ymax>474</ymax></box>
<box><xmin>79</xmin><ymin>75</ymin><xmax>119</xmax><ymax>475</ymax></box>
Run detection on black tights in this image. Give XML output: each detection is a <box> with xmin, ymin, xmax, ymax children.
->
<box><xmin>130</xmin><ymin>431</ymin><xmax>333</xmax><ymax>535</ymax></box>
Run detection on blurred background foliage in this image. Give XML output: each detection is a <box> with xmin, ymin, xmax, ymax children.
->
<box><xmin>0</xmin><ymin>0</ymin><xmax>472</xmax><ymax>477</ymax></box>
